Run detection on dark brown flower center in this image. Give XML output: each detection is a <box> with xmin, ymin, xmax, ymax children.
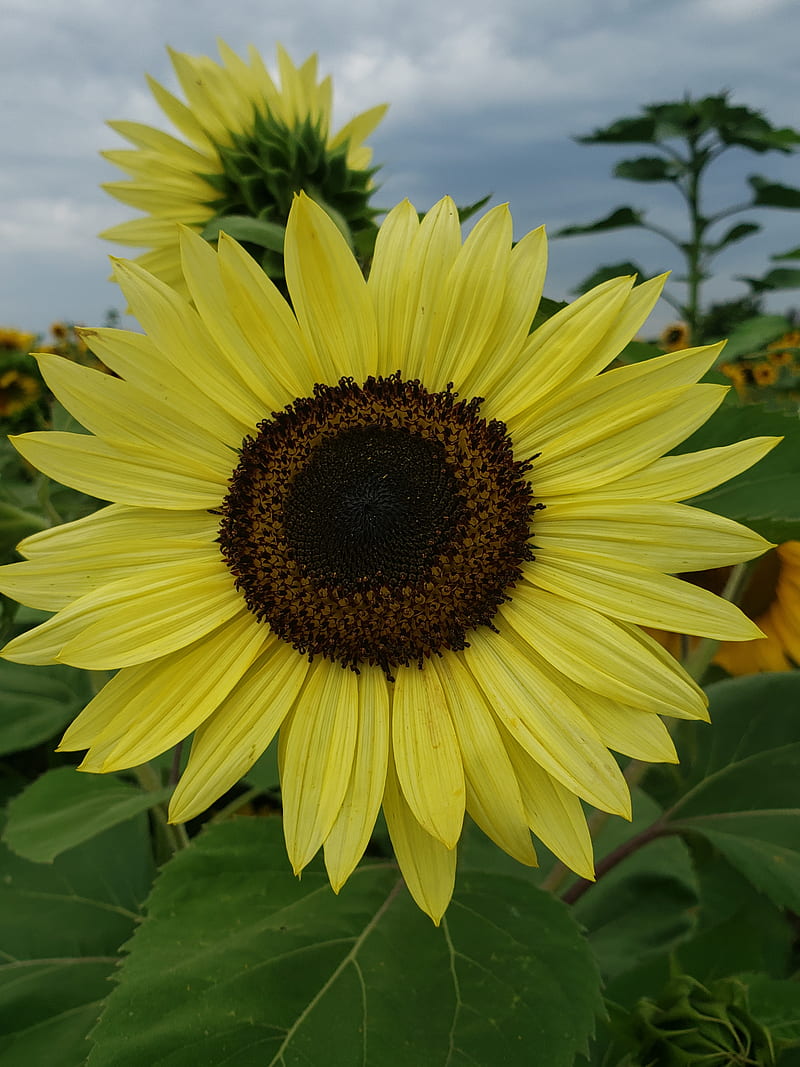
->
<box><xmin>217</xmin><ymin>373</ymin><xmax>539</xmax><ymax>676</ymax></box>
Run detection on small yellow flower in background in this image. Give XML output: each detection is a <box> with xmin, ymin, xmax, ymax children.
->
<box><xmin>715</xmin><ymin>542</ymin><xmax>800</xmax><ymax>674</ymax></box>
<box><xmin>767</xmin><ymin>329</ymin><xmax>800</xmax><ymax>364</ymax></box>
<box><xmin>0</xmin><ymin>327</ymin><xmax>37</xmax><ymax>353</ymax></box>
<box><xmin>100</xmin><ymin>41</ymin><xmax>387</xmax><ymax>296</ymax></box>
<box><xmin>0</xmin><ymin>367</ymin><xmax>41</xmax><ymax>418</ymax></box>
<box><xmin>753</xmin><ymin>361</ymin><xmax>778</xmax><ymax>387</ymax></box>
<box><xmin>659</xmin><ymin>321</ymin><xmax>690</xmax><ymax>352</ymax></box>
<box><xmin>0</xmin><ymin>196</ymin><xmax>777</xmax><ymax>921</ymax></box>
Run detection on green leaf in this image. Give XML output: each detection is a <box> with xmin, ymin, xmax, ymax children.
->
<box><xmin>88</xmin><ymin>819</ymin><xmax>602</xmax><ymax>1067</ymax></box>
<box><xmin>773</xmin><ymin>245</ymin><xmax>800</xmax><ymax>261</ymax></box>
<box><xmin>455</xmin><ymin>193</ymin><xmax>492</xmax><ymax>224</ymax></box>
<box><xmin>554</xmin><ymin>207</ymin><xmax>644</xmax><ymax>238</ymax></box>
<box><xmin>709</xmin><ymin>221</ymin><xmax>760</xmax><ymax>253</ymax></box>
<box><xmin>613</xmin><ymin>156</ymin><xmax>679</xmax><ymax>182</ymax></box>
<box><xmin>3</xmin><ymin>767</ymin><xmax>170</xmax><ymax>863</ymax></box>
<box><xmin>576</xmin><ymin>115</ymin><xmax>657</xmax><ymax>145</ymax></box>
<box><xmin>749</xmin><ymin>175</ymin><xmax>800</xmax><ymax>209</ymax></box>
<box><xmin>679</xmin><ymin>401</ymin><xmax>800</xmax><ymax>542</ymax></box>
<box><xmin>0</xmin><ymin>812</ymin><xmax>152</xmax><ymax>1063</ymax></box>
<box><xmin>201</xmin><ymin>215</ymin><xmax>286</xmax><ymax>252</ymax></box>
<box><xmin>0</xmin><ymin>503</ymin><xmax>45</xmax><ymax>559</ymax></box>
<box><xmin>741</xmin><ymin>267</ymin><xmax>800</xmax><ymax>293</ymax></box>
<box><xmin>667</xmin><ymin>743</ymin><xmax>800</xmax><ymax>912</ymax></box>
<box><xmin>0</xmin><ymin>661</ymin><xmax>92</xmax><ymax>756</ymax></box>
<box><xmin>717</xmin><ymin>314</ymin><xmax>794</xmax><ymax>358</ymax></box>
<box><xmin>746</xmin><ymin>974</ymin><xmax>800</xmax><ymax>1046</ymax></box>
<box><xmin>573</xmin><ymin>792</ymin><xmax>698</xmax><ymax>980</ymax></box>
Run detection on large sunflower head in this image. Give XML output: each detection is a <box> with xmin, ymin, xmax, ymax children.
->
<box><xmin>100</xmin><ymin>41</ymin><xmax>387</xmax><ymax>294</ymax></box>
<box><xmin>0</xmin><ymin>195</ymin><xmax>778</xmax><ymax>922</ymax></box>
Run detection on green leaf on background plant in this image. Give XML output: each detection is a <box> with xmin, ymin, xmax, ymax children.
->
<box><xmin>3</xmin><ymin>766</ymin><xmax>171</xmax><ymax>863</ymax></box>
<box><xmin>613</xmin><ymin>156</ymin><xmax>679</xmax><ymax>182</ymax></box>
<box><xmin>716</xmin><ymin>314</ymin><xmax>793</xmax><ymax>359</ymax></box>
<box><xmin>666</xmin><ymin>742</ymin><xmax>800</xmax><ymax>913</ymax></box>
<box><xmin>708</xmin><ymin>220</ymin><xmax>760</xmax><ymax>253</ymax></box>
<box><xmin>573</xmin><ymin>261</ymin><xmax>647</xmax><ymax>295</ymax></box>
<box><xmin>531</xmin><ymin>294</ymin><xmax>568</xmax><ymax>331</ymax></box>
<box><xmin>773</xmin><ymin>245</ymin><xmax>800</xmax><ymax>261</ymax></box>
<box><xmin>0</xmin><ymin>661</ymin><xmax>92</xmax><ymax>756</ymax></box>
<box><xmin>554</xmin><ymin>206</ymin><xmax>644</xmax><ymax>238</ymax></box>
<box><xmin>201</xmin><ymin>215</ymin><xmax>286</xmax><ymax>252</ymax></box>
<box><xmin>741</xmin><ymin>267</ymin><xmax>800</xmax><ymax>293</ymax></box>
<box><xmin>749</xmin><ymin>175</ymin><xmax>800</xmax><ymax>209</ymax></box>
<box><xmin>572</xmin><ymin>791</ymin><xmax>698</xmax><ymax>981</ymax></box>
<box><xmin>616</xmin><ymin>340</ymin><xmax>663</xmax><ymax>364</ymax></box>
<box><xmin>456</xmin><ymin>193</ymin><xmax>492</xmax><ymax>223</ymax></box>
<box><xmin>678</xmin><ymin>401</ymin><xmax>800</xmax><ymax>542</ymax></box>
<box><xmin>0</xmin><ymin>812</ymin><xmax>152</xmax><ymax>1065</ymax></box>
<box><xmin>0</xmin><ymin>503</ymin><xmax>45</xmax><ymax>560</ymax></box>
<box><xmin>745</xmin><ymin>974</ymin><xmax>800</xmax><ymax>1047</ymax></box>
<box><xmin>88</xmin><ymin>819</ymin><xmax>602</xmax><ymax>1067</ymax></box>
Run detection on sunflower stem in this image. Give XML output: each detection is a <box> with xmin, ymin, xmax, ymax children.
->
<box><xmin>132</xmin><ymin>762</ymin><xmax>188</xmax><ymax>858</ymax></box>
<box><xmin>209</xmin><ymin>786</ymin><xmax>264</xmax><ymax>824</ymax></box>
<box><xmin>560</xmin><ymin>820</ymin><xmax>672</xmax><ymax>906</ymax></box>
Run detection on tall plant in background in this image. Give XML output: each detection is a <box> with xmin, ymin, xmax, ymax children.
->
<box><xmin>556</xmin><ymin>93</ymin><xmax>800</xmax><ymax>344</ymax></box>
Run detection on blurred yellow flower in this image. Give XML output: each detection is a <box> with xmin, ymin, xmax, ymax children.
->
<box><xmin>101</xmin><ymin>41</ymin><xmax>387</xmax><ymax>296</ymax></box>
<box><xmin>659</xmin><ymin>321</ymin><xmax>690</xmax><ymax>352</ymax></box>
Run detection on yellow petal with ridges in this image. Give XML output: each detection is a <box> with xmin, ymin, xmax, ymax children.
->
<box><xmin>145</xmin><ymin>74</ymin><xmax>214</xmax><ymax>148</ymax></box>
<box><xmin>528</xmin><ymin>386</ymin><xmax>728</xmax><ymax>495</ymax></box>
<box><xmin>324</xmin><ymin>665</ymin><xmax>391</xmax><ymax>891</ymax></box>
<box><xmin>434</xmin><ymin>653</ymin><xmax>537</xmax><ymax>866</ymax></box>
<box><xmin>528</xmin><ymin>548</ymin><xmax>763</xmax><ymax>640</ymax></box>
<box><xmin>489</xmin><ymin>276</ymin><xmax>633</xmax><ymax>419</ymax></box>
<box><xmin>465</xmin><ymin>628</ymin><xmax>631</xmax><ymax>817</ymax></box>
<box><xmin>383</xmin><ymin>751</ymin><xmax>456</xmax><ymax>925</ymax></box>
<box><xmin>461</xmin><ymin>225</ymin><xmax>547</xmax><ymax>399</ymax></box>
<box><xmin>392</xmin><ymin>661</ymin><xmax>466</xmax><ymax>849</ymax></box>
<box><xmin>367</xmin><ymin>199</ymin><xmax>420</xmax><ymax>374</ymax></box>
<box><xmin>501</xmin><ymin>584</ymin><xmax>707</xmax><ymax>719</ymax></box>
<box><xmin>281</xmin><ymin>659</ymin><xmax>359</xmax><ymax>873</ymax></box>
<box><xmin>502</xmin><ymin>731</ymin><xmax>595</xmax><ymax>881</ymax></box>
<box><xmin>10</xmin><ymin>432</ymin><xmax>227</xmax><ymax>510</ymax></box>
<box><xmin>429</xmin><ymin>204</ymin><xmax>512</xmax><ymax>388</ymax></box>
<box><xmin>62</xmin><ymin>609</ymin><xmax>265</xmax><ymax>768</ymax></box>
<box><xmin>285</xmin><ymin>193</ymin><xmax>378</xmax><ymax>383</ymax></box>
<box><xmin>169</xmin><ymin>639</ymin><xmax>310</xmax><ymax>823</ymax></box>
<box><xmin>534</xmin><ymin>499</ymin><xmax>771</xmax><ymax>572</ymax></box>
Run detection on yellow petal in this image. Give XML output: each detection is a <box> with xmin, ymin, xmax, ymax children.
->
<box><xmin>285</xmin><ymin>193</ymin><xmax>378</xmax><ymax>383</ymax></box>
<box><xmin>324</xmin><ymin>665</ymin><xmax>391</xmax><ymax>891</ymax></box>
<box><xmin>280</xmin><ymin>659</ymin><xmax>360</xmax><ymax>873</ymax></box>
<box><xmin>502</xmin><ymin>731</ymin><xmax>595</xmax><ymax>881</ymax></box>
<box><xmin>465</xmin><ymin>628</ymin><xmax>631</xmax><ymax>817</ymax></box>
<box><xmin>169</xmin><ymin>639</ymin><xmax>309</xmax><ymax>822</ymax></box>
<box><xmin>392</xmin><ymin>662</ymin><xmax>465</xmax><ymax>848</ymax></box>
<box><xmin>382</xmin><ymin>750</ymin><xmax>456</xmax><ymax>925</ymax></box>
<box><xmin>63</xmin><ymin>609</ymin><xmax>265</xmax><ymax>770</ymax></box>
<box><xmin>434</xmin><ymin>653</ymin><xmax>537</xmax><ymax>865</ymax></box>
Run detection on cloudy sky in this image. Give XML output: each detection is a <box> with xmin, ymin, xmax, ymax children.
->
<box><xmin>2</xmin><ymin>0</ymin><xmax>798</xmax><ymax>340</ymax></box>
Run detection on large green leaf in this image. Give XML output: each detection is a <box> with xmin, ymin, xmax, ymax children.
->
<box><xmin>3</xmin><ymin>766</ymin><xmax>171</xmax><ymax>863</ymax></box>
<box><xmin>678</xmin><ymin>401</ymin><xmax>800</xmax><ymax>542</ymax></box>
<box><xmin>742</xmin><ymin>267</ymin><xmax>800</xmax><ymax>293</ymax></box>
<box><xmin>88</xmin><ymin>819</ymin><xmax>602</xmax><ymax>1067</ymax></box>
<box><xmin>613</xmin><ymin>156</ymin><xmax>679</xmax><ymax>183</ymax></box>
<box><xmin>667</xmin><ymin>743</ymin><xmax>800</xmax><ymax>913</ymax></box>
<box><xmin>715</xmin><ymin>313</ymin><xmax>793</xmax><ymax>359</ymax></box>
<box><xmin>0</xmin><ymin>661</ymin><xmax>92</xmax><ymax>756</ymax></box>
<box><xmin>0</xmin><ymin>812</ymin><xmax>152</xmax><ymax>1065</ymax></box>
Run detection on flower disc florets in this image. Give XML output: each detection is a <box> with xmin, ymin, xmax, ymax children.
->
<box><xmin>218</xmin><ymin>373</ymin><xmax>538</xmax><ymax>675</ymax></box>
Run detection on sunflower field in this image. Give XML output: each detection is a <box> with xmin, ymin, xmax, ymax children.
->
<box><xmin>2</xmin><ymin>44</ymin><xmax>800</xmax><ymax>1067</ymax></box>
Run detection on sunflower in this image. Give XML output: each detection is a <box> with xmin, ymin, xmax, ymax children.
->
<box><xmin>100</xmin><ymin>41</ymin><xmax>387</xmax><ymax>295</ymax></box>
<box><xmin>715</xmin><ymin>542</ymin><xmax>800</xmax><ymax>674</ymax></box>
<box><xmin>0</xmin><ymin>196</ymin><xmax>776</xmax><ymax>922</ymax></box>
<box><xmin>659</xmin><ymin>321</ymin><xmax>691</xmax><ymax>352</ymax></box>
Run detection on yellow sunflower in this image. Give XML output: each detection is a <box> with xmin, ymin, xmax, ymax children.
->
<box><xmin>715</xmin><ymin>542</ymin><xmax>800</xmax><ymax>674</ymax></box>
<box><xmin>0</xmin><ymin>196</ymin><xmax>776</xmax><ymax>922</ymax></box>
<box><xmin>659</xmin><ymin>321</ymin><xmax>691</xmax><ymax>352</ymax></box>
<box><xmin>100</xmin><ymin>41</ymin><xmax>387</xmax><ymax>295</ymax></box>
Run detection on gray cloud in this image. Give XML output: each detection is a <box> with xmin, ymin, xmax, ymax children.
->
<box><xmin>1</xmin><ymin>0</ymin><xmax>798</xmax><ymax>336</ymax></box>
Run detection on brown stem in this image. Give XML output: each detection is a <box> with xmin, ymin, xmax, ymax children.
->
<box><xmin>561</xmin><ymin>820</ymin><xmax>672</xmax><ymax>906</ymax></box>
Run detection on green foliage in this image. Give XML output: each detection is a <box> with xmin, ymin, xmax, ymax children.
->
<box><xmin>0</xmin><ymin>813</ymin><xmax>152</xmax><ymax>1065</ymax></box>
<box><xmin>0</xmin><ymin>661</ymin><xmax>90</xmax><ymax>757</ymax></box>
<box><xmin>87</xmin><ymin>819</ymin><xmax>602</xmax><ymax>1067</ymax></box>
<box><xmin>558</xmin><ymin>91</ymin><xmax>800</xmax><ymax>340</ymax></box>
<box><xmin>3</xmin><ymin>767</ymin><xmax>171</xmax><ymax>863</ymax></box>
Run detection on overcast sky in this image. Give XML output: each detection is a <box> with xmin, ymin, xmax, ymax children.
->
<box><xmin>2</xmin><ymin>0</ymin><xmax>798</xmax><ymax>341</ymax></box>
